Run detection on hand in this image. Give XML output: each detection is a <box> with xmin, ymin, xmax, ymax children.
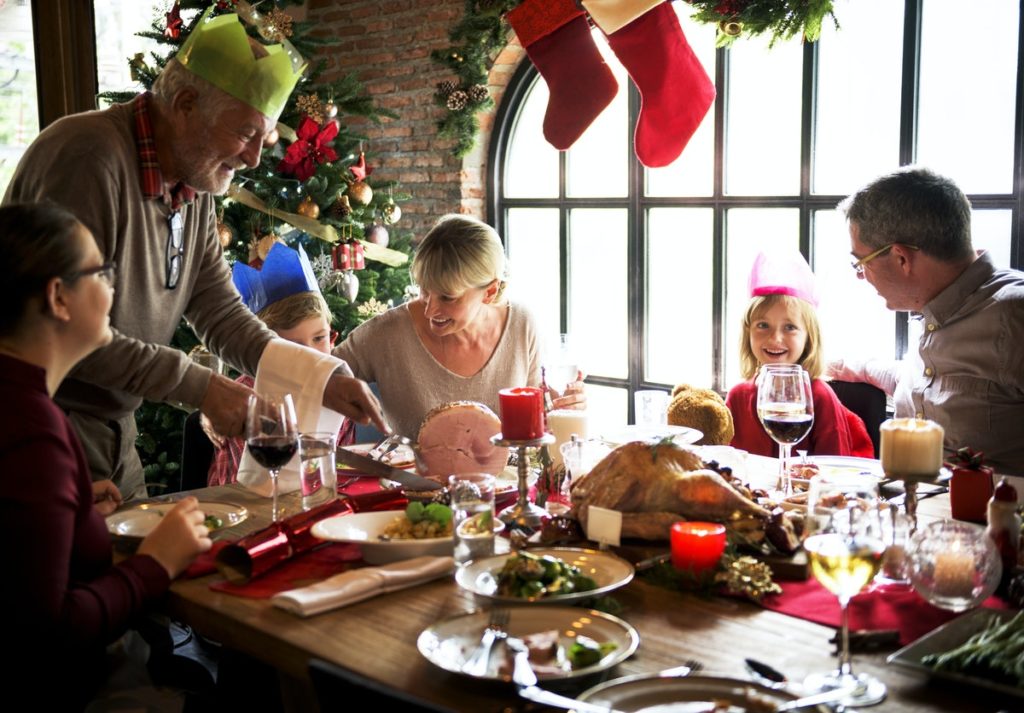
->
<box><xmin>824</xmin><ymin>359</ymin><xmax>845</xmax><ymax>380</ymax></box>
<box><xmin>137</xmin><ymin>496</ymin><xmax>212</xmax><ymax>579</ymax></box>
<box><xmin>91</xmin><ymin>479</ymin><xmax>122</xmax><ymax>516</ymax></box>
<box><xmin>199</xmin><ymin>373</ymin><xmax>255</xmax><ymax>438</ymax></box>
<box><xmin>199</xmin><ymin>413</ymin><xmax>226</xmax><ymax>449</ymax></box>
<box><xmin>550</xmin><ymin>370</ymin><xmax>587</xmax><ymax>411</ymax></box>
<box><xmin>323</xmin><ymin>372</ymin><xmax>389</xmax><ymax>434</ymax></box>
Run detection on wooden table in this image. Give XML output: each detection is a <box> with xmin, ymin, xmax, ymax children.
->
<box><xmin>162</xmin><ymin>483</ymin><xmax>1019</xmax><ymax>712</ymax></box>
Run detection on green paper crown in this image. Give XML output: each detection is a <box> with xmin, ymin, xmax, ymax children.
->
<box><xmin>176</xmin><ymin>8</ymin><xmax>306</xmax><ymax>119</ymax></box>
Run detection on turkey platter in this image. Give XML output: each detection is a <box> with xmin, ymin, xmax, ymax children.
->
<box><xmin>570</xmin><ymin>441</ymin><xmax>798</xmax><ymax>553</ymax></box>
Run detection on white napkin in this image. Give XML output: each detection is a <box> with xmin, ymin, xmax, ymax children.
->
<box><xmin>237</xmin><ymin>339</ymin><xmax>348</xmax><ymax>495</ymax></box>
<box><xmin>271</xmin><ymin>556</ymin><xmax>455</xmax><ymax>617</ymax></box>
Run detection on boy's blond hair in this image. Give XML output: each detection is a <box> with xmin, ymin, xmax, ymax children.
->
<box><xmin>738</xmin><ymin>294</ymin><xmax>823</xmax><ymax>380</ymax></box>
<box><xmin>256</xmin><ymin>291</ymin><xmax>332</xmax><ymax>332</ymax></box>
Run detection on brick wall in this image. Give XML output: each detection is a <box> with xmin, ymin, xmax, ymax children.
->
<box><xmin>307</xmin><ymin>0</ymin><xmax>525</xmax><ymax>240</ymax></box>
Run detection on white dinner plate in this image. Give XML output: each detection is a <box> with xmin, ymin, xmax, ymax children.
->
<box><xmin>455</xmin><ymin>547</ymin><xmax>634</xmax><ymax>604</ymax></box>
<box><xmin>602</xmin><ymin>425</ymin><xmax>703</xmax><ymax>447</ymax></box>
<box><xmin>887</xmin><ymin>607</ymin><xmax>1023</xmax><ymax>698</ymax></box>
<box><xmin>578</xmin><ymin>673</ymin><xmax>832</xmax><ymax>711</ymax></box>
<box><xmin>106</xmin><ymin>501</ymin><xmax>247</xmax><ymax>539</ymax></box>
<box><xmin>312</xmin><ymin>510</ymin><xmax>505</xmax><ymax>564</ymax></box>
<box><xmin>417</xmin><ymin>605</ymin><xmax>638</xmax><ymax>682</ymax></box>
<box><xmin>810</xmin><ymin>455</ymin><xmax>885</xmax><ymax>478</ymax></box>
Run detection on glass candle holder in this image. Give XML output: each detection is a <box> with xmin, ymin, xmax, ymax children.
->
<box><xmin>670</xmin><ymin>521</ymin><xmax>727</xmax><ymax>574</ymax></box>
<box><xmin>908</xmin><ymin>520</ymin><xmax>1002</xmax><ymax>612</ymax></box>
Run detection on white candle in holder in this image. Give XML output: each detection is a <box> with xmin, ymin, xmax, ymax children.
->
<box><xmin>879</xmin><ymin>418</ymin><xmax>944</xmax><ymax>477</ymax></box>
<box><xmin>547</xmin><ymin>409</ymin><xmax>588</xmax><ymax>468</ymax></box>
<box><xmin>932</xmin><ymin>549</ymin><xmax>977</xmax><ymax>599</ymax></box>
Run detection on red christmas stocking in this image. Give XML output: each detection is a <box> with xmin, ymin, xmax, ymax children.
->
<box><xmin>507</xmin><ymin>0</ymin><xmax>619</xmax><ymax>151</ymax></box>
<box><xmin>605</xmin><ymin>2</ymin><xmax>715</xmax><ymax>168</ymax></box>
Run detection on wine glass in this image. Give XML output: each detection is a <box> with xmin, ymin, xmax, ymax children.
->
<box><xmin>542</xmin><ymin>333</ymin><xmax>579</xmax><ymax>398</ymax></box>
<box><xmin>245</xmin><ymin>393</ymin><xmax>299</xmax><ymax>522</ymax></box>
<box><xmin>756</xmin><ymin>364</ymin><xmax>814</xmax><ymax>496</ymax></box>
<box><xmin>802</xmin><ymin>472</ymin><xmax>888</xmax><ymax>707</ymax></box>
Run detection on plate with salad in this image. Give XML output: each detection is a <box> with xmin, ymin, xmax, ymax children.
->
<box><xmin>106</xmin><ymin>501</ymin><xmax>247</xmax><ymax>539</ymax></box>
<box><xmin>455</xmin><ymin>547</ymin><xmax>634</xmax><ymax>604</ymax></box>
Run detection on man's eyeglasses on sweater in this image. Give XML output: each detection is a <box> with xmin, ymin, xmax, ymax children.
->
<box><xmin>167</xmin><ymin>211</ymin><xmax>184</xmax><ymax>289</ymax></box>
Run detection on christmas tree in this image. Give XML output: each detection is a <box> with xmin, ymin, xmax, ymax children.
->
<box><xmin>103</xmin><ymin>0</ymin><xmax>413</xmax><ymax>490</ymax></box>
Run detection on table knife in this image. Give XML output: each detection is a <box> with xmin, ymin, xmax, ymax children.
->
<box><xmin>335</xmin><ymin>447</ymin><xmax>444</xmax><ymax>491</ymax></box>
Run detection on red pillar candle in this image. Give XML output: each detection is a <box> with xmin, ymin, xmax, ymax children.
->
<box><xmin>670</xmin><ymin>521</ymin><xmax>727</xmax><ymax>574</ymax></box>
<box><xmin>498</xmin><ymin>387</ymin><xmax>546</xmax><ymax>440</ymax></box>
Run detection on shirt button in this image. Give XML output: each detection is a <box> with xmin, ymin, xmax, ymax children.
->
<box><xmin>926</xmin><ymin>323</ymin><xmax>937</xmax><ymax>332</ymax></box>
<box><xmin>924</xmin><ymin>367</ymin><xmax>934</xmax><ymax>377</ymax></box>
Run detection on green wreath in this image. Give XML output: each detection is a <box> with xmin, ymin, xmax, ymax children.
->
<box><xmin>431</xmin><ymin>0</ymin><xmax>837</xmax><ymax>159</ymax></box>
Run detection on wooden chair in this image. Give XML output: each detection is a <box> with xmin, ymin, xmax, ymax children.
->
<box><xmin>308</xmin><ymin>659</ymin><xmax>457</xmax><ymax>712</ymax></box>
<box><xmin>828</xmin><ymin>380</ymin><xmax>888</xmax><ymax>458</ymax></box>
<box><xmin>180</xmin><ymin>410</ymin><xmax>214</xmax><ymax>491</ymax></box>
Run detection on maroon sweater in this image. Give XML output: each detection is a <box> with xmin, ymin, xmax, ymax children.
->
<box><xmin>726</xmin><ymin>378</ymin><xmax>874</xmax><ymax>458</ymax></box>
<box><xmin>0</xmin><ymin>354</ymin><xmax>169</xmax><ymax>704</ymax></box>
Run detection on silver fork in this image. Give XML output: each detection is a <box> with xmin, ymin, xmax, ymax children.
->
<box><xmin>367</xmin><ymin>433</ymin><xmax>413</xmax><ymax>461</ymax></box>
<box><xmin>659</xmin><ymin>659</ymin><xmax>704</xmax><ymax>677</ymax></box>
<box><xmin>461</xmin><ymin>608</ymin><xmax>509</xmax><ymax>676</ymax></box>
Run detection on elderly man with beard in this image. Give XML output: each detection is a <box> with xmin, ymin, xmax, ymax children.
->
<box><xmin>3</xmin><ymin>10</ymin><xmax>385</xmax><ymax>499</ymax></box>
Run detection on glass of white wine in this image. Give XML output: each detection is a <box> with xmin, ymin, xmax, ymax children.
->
<box><xmin>802</xmin><ymin>472</ymin><xmax>888</xmax><ymax>707</ymax></box>
<box><xmin>756</xmin><ymin>364</ymin><xmax>814</xmax><ymax>496</ymax></box>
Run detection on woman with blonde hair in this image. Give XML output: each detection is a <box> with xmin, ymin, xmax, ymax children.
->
<box><xmin>726</xmin><ymin>251</ymin><xmax>872</xmax><ymax>458</ymax></box>
<box><xmin>334</xmin><ymin>214</ymin><xmax>584</xmax><ymax>438</ymax></box>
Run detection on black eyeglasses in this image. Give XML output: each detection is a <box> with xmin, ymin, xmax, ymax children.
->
<box><xmin>166</xmin><ymin>211</ymin><xmax>184</xmax><ymax>290</ymax></box>
<box><xmin>66</xmin><ymin>262</ymin><xmax>117</xmax><ymax>287</ymax></box>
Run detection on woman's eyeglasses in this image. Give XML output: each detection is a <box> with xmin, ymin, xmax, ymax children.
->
<box><xmin>166</xmin><ymin>211</ymin><xmax>184</xmax><ymax>289</ymax></box>
<box><xmin>67</xmin><ymin>262</ymin><xmax>117</xmax><ymax>287</ymax></box>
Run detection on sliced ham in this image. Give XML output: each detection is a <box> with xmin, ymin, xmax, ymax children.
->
<box><xmin>417</xmin><ymin>401</ymin><xmax>509</xmax><ymax>477</ymax></box>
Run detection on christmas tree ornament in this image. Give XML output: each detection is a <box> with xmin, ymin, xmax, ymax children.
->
<box><xmin>507</xmin><ymin>0</ymin><xmax>619</xmax><ymax>151</ymax></box>
<box><xmin>324</xmin><ymin>101</ymin><xmax>338</xmax><ymax>119</ymax></box>
<box><xmin>216</xmin><ymin>0</ymin><xmax>238</xmax><ymax>9</ymax></box>
<box><xmin>351</xmin><ymin>242</ymin><xmax>366</xmax><ymax>270</ymax></box>
<box><xmin>252</xmin><ymin>232</ymin><xmax>284</xmax><ymax>262</ymax></box>
<box><xmin>467</xmin><ymin>84</ymin><xmax>489</xmax><ymax>104</ymax></box>
<box><xmin>366</xmin><ymin>224</ymin><xmax>390</xmax><ymax>248</ymax></box>
<box><xmin>719</xmin><ymin>19</ymin><xmax>743</xmax><ymax>37</ymax></box>
<box><xmin>604</xmin><ymin>2</ymin><xmax>715</xmax><ymax>167</ymax></box>
<box><xmin>233</xmin><ymin>243</ymin><xmax>321</xmax><ymax>314</ymax></box>
<box><xmin>347</xmin><ymin>181</ymin><xmax>373</xmax><ymax>206</ymax></box>
<box><xmin>129</xmin><ymin>53</ymin><xmax>147</xmax><ymax>82</ymax></box>
<box><xmin>329</xmin><ymin>194</ymin><xmax>352</xmax><ymax>220</ymax></box>
<box><xmin>296</xmin><ymin>93</ymin><xmax>325</xmax><ymax>124</ymax></box>
<box><xmin>445</xmin><ymin>90</ymin><xmax>468</xmax><ymax>111</ymax></box>
<box><xmin>340</xmin><ymin>270</ymin><xmax>360</xmax><ymax>303</ymax></box>
<box><xmin>258</xmin><ymin>8</ymin><xmax>294</xmax><ymax>43</ymax></box>
<box><xmin>332</xmin><ymin>243</ymin><xmax>352</xmax><ymax>271</ymax></box>
<box><xmin>264</xmin><ymin>127</ymin><xmax>280</xmax><ymax>147</ymax></box>
<box><xmin>435</xmin><ymin>80</ymin><xmax>458</xmax><ymax>98</ymax></box>
<box><xmin>349</xmin><ymin>152</ymin><xmax>373</xmax><ymax>181</ymax></box>
<box><xmin>174</xmin><ymin>7</ymin><xmax>306</xmax><ymax>119</ymax></box>
<box><xmin>278</xmin><ymin>116</ymin><xmax>339</xmax><ymax>181</ymax></box>
<box><xmin>381</xmin><ymin>201</ymin><xmax>401</xmax><ymax>225</ymax></box>
<box><xmin>164</xmin><ymin>1</ymin><xmax>183</xmax><ymax>40</ymax></box>
<box><xmin>216</xmin><ymin>221</ymin><xmax>233</xmax><ymax>248</ymax></box>
<box><xmin>296</xmin><ymin>196</ymin><xmax>320</xmax><ymax>219</ymax></box>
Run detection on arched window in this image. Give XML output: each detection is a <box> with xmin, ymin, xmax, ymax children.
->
<box><xmin>489</xmin><ymin>0</ymin><xmax>1022</xmax><ymax>432</ymax></box>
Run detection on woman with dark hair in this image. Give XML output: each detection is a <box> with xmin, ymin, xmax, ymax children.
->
<box><xmin>0</xmin><ymin>203</ymin><xmax>211</xmax><ymax>708</ymax></box>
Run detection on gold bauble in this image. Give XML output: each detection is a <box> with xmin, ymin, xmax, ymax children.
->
<box><xmin>381</xmin><ymin>201</ymin><xmax>401</xmax><ymax>225</ymax></box>
<box><xmin>719</xmin><ymin>19</ymin><xmax>743</xmax><ymax>36</ymax></box>
<box><xmin>252</xmin><ymin>232</ymin><xmax>283</xmax><ymax>262</ymax></box>
<box><xmin>348</xmin><ymin>181</ymin><xmax>373</xmax><ymax>206</ymax></box>
<box><xmin>296</xmin><ymin>196</ymin><xmax>320</xmax><ymax>219</ymax></box>
<box><xmin>324</xmin><ymin>102</ymin><xmax>338</xmax><ymax>119</ymax></box>
<box><xmin>264</xmin><ymin>128</ymin><xmax>280</xmax><ymax>147</ymax></box>
<box><xmin>216</xmin><ymin>221</ymin><xmax>233</xmax><ymax>248</ymax></box>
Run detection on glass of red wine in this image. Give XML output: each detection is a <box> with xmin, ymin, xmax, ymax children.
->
<box><xmin>756</xmin><ymin>364</ymin><xmax>814</xmax><ymax>496</ymax></box>
<box><xmin>245</xmin><ymin>393</ymin><xmax>298</xmax><ymax>522</ymax></box>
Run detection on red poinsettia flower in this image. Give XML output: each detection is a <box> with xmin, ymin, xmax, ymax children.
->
<box><xmin>277</xmin><ymin>117</ymin><xmax>339</xmax><ymax>182</ymax></box>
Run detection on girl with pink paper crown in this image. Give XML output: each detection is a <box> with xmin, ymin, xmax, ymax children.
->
<box><xmin>507</xmin><ymin>0</ymin><xmax>715</xmax><ymax>167</ymax></box>
<box><xmin>726</xmin><ymin>251</ymin><xmax>873</xmax><ymax>458</ymax></box>
<box><xmin>205</xmin><ymin>243</ymin><xmax>354</xmax><ymax>485</ymax></box>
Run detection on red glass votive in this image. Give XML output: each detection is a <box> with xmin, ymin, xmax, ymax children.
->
<box><xmin>498</xmin><ymin>387</ymin><xmax>546</xmax><ymax>440</ymax></box>
<box><xmin>670</xmin><ymin>521</ymin><xmax>727</xmax><ymax>574</ymax></box>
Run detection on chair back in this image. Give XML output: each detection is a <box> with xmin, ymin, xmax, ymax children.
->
<box><xmin>180</xmin><ymin>410</ymin><xmax>214</xmax><ymax>491</ymax></box>
<box><xmin>308</xmin><ymin>659</ymin><xmax>457</xmax><ymax>712</ymax></box>
<box><xmin>828</xmin><ymin>380</ymin><xmax>888</xmax><ymax>457</ymax></box>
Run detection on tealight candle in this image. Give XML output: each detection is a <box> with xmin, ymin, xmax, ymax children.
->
<box><xmin>932</xmin><ymin>549</ymin><xmax>977</xmax><ymax>599</ymax></box>
<box><xmin>670</xmin><ymin>521</ymin><xmax>727</xmax><ymax>574</ymax></box>
<box><xmin>498</xmin><ymin>387</ymin><xmax>546</xmax><ymax>440</ymax></box>
<box><xmin>546</xmin><ymin>409</ymin><xmax>588</xmax><ymax>468</ymax></box>
<box><xmin>879</xmin><ymin>418</ymin><xmax>944</xmax><ymax>477</ymax></box>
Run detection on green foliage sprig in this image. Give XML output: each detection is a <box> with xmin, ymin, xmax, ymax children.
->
<box><xmin>687</xmin><ymin>0</ymin><xmax>838</xmax><ymax>48</ymax></box>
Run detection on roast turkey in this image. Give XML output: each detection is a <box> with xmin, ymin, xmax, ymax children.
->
<box><xmin>571</xmin><ymin>441</ymin><xmax>795</xmax><ymax>550</ymax></box>
<box><xmin>416</xmin><ymin>401</ymin><xmax>509</xmax><ymax>477</ymax></box>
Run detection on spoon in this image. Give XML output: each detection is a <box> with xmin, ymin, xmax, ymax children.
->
<box><xmin>745</xmin><ymin>657</ymin><xmax>789</xmax><ymax>687</ymax></box>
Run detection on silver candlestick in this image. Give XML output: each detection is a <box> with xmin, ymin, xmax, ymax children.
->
<box><xmin>491</xmin><ymin>433</ymin><xmax>555</xmax><ymax>538</ymax></box>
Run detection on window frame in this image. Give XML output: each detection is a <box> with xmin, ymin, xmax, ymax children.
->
<box><xmin>488</xmin><ymin>0</ymin><xmax>1024</xmax><ymax>420</ymax></box>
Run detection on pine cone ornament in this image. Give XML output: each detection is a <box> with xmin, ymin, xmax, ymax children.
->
<box><xmin>329</xmin><ymin>194</ymin><xmax>352</xmax><ymax>220</ymax></box>
<box><xmin>467</xmin><ymin>84</ymin><xmax>489</xmax><ymax>103</ymax></box>
<box><xmin>436</xmin><ymin>80</ymin><xmax>457</xmax><ymax>98</ymax></box>
<box><xmin>446</xmin><ymin>90</ymin><xmax>468</xmax><ymax>111</ymax></box>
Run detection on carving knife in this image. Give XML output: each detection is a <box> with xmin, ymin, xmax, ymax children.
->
<box><xmin>335</xmin><ymin>447</ymin><xmax>444</xmax><ymax>491</ymax></box>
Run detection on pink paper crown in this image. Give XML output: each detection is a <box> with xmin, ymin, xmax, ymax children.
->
<box><xmin>233</xmin><ymin>243</ymin><xmax>320</xmax><ymax>314</ymax></box>
<box><xmin>747</xmin><ymin>251</ymin><xmax>820</xmax><ymax>307</ymax></box>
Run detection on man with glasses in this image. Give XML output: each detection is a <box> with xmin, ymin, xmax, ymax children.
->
<box><xmin>2</xmin><ymin>10</ymin><xmax>387</xmax><ymax>499</ymax></box>
<box><xmin>830</xmin><ymin>166</ymin><xmax>1024</xmax><ymax>476</ymax></box>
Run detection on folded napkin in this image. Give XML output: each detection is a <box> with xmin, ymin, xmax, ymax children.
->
<box><xmin>271</xmin><ymin>555</ymin><xmax>455</xmax><ymax>617</ymax></box>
